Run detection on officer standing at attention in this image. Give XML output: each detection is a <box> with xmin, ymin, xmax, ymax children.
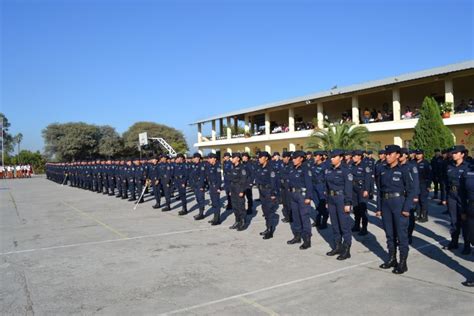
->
<box><xmin>174</xmin><ymin>154</ymin><xmax>189</xmax><ymax>215</ymax></box>
<box><xmin>310</xmin><ymin>150</ymin><xmax>329</xmax><ymax>229</ymax></box>
<box><xmin>255</xmin><ymin>151</ymin><xmax>280</xmax><ymax>240</ymax></box>
<box><xmin>159</xmin><ymin>155</ymin><xmax>174</xmax><ymax>211</ymax></box>
<box><xmin>431</xmin><ymin>149</ymin><xmax>442</xmax><ymax>200</ymax></box>
<box><xmin>134</xmin><ymin>159</ymin><xmax>146</xmax><ymax>203</ymax></box>
<box><xmin>399</xmin><ymin>148</ymin><xmax>420</xmax><ymax>245</ymax></box>
<box><xmin>287</xmin><ymin>151</ymin><xmax>313</xmax><ymax>250</ymax></box>
<box><xmin>223</xmin><ymin>153</ymin><xmax>233</xmax><ymax>210</ymax></box>
<box><xmin>228</xmin><ymin>153</ymin><xmax>249</xmax><ymax>231</ymax></box>
<box><xmin>376</xmin><ymin>145</ymin><xmax>415</xmax><ymax>275</ymax></box>
<box><xmin>149</xmin><ymin>158</ymin><xmax>162</xmax><ymax>209</ymax></box>
<box><xmin>350</xmin><ymin>150</ymin><xmax>371</xmax><ymax>236</ymax></box>
<box><xmin>205</xmin><ymin>153</ymin><xmax>223</xmax><ymax>225</ymax></box>
<box><xmin>188</xmin><ymin>153</ymin><xmax>207</xmax><ymax>220</ymax></box>
<box><xmin>415</xmin><ymin>149</ymin><xmax>432</xmax><ymax>223</ymax></box>
<box><xmin>278</xmin><ymin>152</ymin><xmax>293</xmax><ymax>224</ymax></box>
<box><xmin>443</xmin><ymin>145</ymin><xmax>471</xmax><ymax>255</ymax></box>
<box><xmin>242</xmin><ymin>152</ymin><xmax>255</xmax><ymax>215</ymax></box>
<box><xmin>325</xmin><ymin>149</ymin><xmax>353</xmax><ymax>260</ymax></box>
<box><xmin>460</xmin><ymin>158</ymin><xmax>474</xmax><ymax>286</ymax></box>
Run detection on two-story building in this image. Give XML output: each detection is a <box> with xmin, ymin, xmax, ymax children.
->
<box><xmin>191</xmin><ymin>61</ymin><xmax>474</xmax><ymax>156</ymax></box>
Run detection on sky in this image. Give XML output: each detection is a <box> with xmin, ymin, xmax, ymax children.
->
<box><xmin>1</xmin><ymin>0</ymin><xmax>473</xmax><ymax>153</ymax></box>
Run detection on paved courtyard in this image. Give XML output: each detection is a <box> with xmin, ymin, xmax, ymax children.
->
<box><xmin>1</xmin><ymin>177</ymin><xmax>473</xmax><ymax>315</ymax></box>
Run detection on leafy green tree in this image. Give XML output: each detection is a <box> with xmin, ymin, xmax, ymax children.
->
<box><xmin>306</xmin><ymin>120</ymin><xmax>376</xmax><ymax>151</ymax></box>
<box><xmin>6</xmin><ymin>150</ymin><xmax>46</xmax><ymax>173</ymax></box>
<box><xmin>0</xmin><ymin>113</ymin><xmax>15</xmax><ymax>157</ymax></box>
<box><xmin>97</xmin><ymin>125</ymin><xmax>123</xmax><ymax>158</ymax></box>
<box><xmin>412</xmin><ymin>97</ymin><xmax>454</xmax><ymax>159</ymax></box>
<box><xmin>122</xmin><ymin>122</ymin><xmax>188</xmax><ymax>156</ymax></box>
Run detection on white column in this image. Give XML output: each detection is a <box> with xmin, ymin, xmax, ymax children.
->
<box><xmin>288</xmin><ymin>107</ymin><xmax>295</xmax><ymax>132</ymax></box>
<box><xmin>265</xmin><ymin>111</ymin><xmax>270</xmax><ymax>135</ymax></box>
<box><xmin>226</xmin><ymin>147</ymin><xmax>232</xmax><ymax>154</ymax></box>
<box><xmin>211</xmin><ymin>148</ymin><xmax>216</xmax><ymax>154</ymax></box>
<box><xmin>265</xmin><ymin>144</ymin><xmax>271</xmax><ymax>153</ymax></box>
<box><xmin>244</xmin><ymin>115</ymin><xmax>250</xmax><ymax>134</ymax></box>
<box><xmin>244</xmin><ymin>146</ymin><xmax>250</xmax><ymax>153</ymax></box>
<box><xmin>198</xmin><ymin>149</ymin><xmax>203</xmax><ymax>155</ymax></box>
<box><xmin>317</xmin><ymin>103</ymin><xmax>324</xmax><ymax>128</ymax></box>
<box><xmin>352</xmin><ymin>95</ymin><xmax>360</xmax><ymax>124</ymax></box>
<box><xmin>289</xmin><ymin>142</ymin><xmax>296</xmax><ymax>151</ymax></box>
<box><xmin>197</xmin><ymin>123</ymin><xmax>202</xmax><ymax>143</ymax></box>
<box><xmin>392</xmin><ymin>88</ymin><xmax>401</xmax><ymax>121</ymax></box>
<box><xmin>226</xmin><ymin>117</ymin><xmax>232</xmax><ymax>139</ymax></box>
<box><xmin>211</xmin><ymin>120</ymin><xmax>216</xmax><ymax>141</ymax></box>
<box><xmin>394</xmin><ymin>135</ymin><xmax>403</xmax><ymax>147</ymax></box>
<box><xmin>445</xmin><ymin>78</ymin><xmax>454</xmax><ymax>107</ymax></box>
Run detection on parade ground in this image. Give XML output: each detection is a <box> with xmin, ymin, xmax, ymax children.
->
<box><xmin>1</xmin><ymin>177</ymin><xmax>473</xmax><ymax>315</ymax></box>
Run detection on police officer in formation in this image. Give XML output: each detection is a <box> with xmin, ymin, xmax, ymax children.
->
<box><xmin>46</xmin><ymin>143</ymin><xmax>473</xmax><ymax>279</ymax></box>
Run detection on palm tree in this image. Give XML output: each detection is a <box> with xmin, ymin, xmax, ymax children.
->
<box><xmin>14</xmin><ymin>133</ymin><xmax>23</xmax><ymax>155</ymax></box>
<box><xmin>306</xmin><ymin>120</ymin><xmax>377</xmax><ymax>151</ymax></box>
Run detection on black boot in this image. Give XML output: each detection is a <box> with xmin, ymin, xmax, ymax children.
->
<box><xmin>152</xmin><ymin>203</ymin><xmax>161</xmax><ymax>209</ymax></box>
<box><xmin>287</xmin><ymin>233</ymin><xmax>301</xmax><ymax>245</ymax></box>
<box><xmin>194</xmin><ymin>207</ymin><xmax>205</xmax><ymax>220</ymax></box>
<box><xmin>462</xmin><ymin>243</ymin><xmax>471</xmax><ymax>255</ymax></box>
<box><xmin>418</xmin><ymin>209</ymin><xmax>428</xmax><ymax>223</ymax></box>
<box><xmin>379</xmin><ymin>251</ymin><xmax>398</xmax><ymax>269</ymax></box>
<box><xmin>209</xmin><ymin>213</ymin><xmax>221</xmax><ymax>226</ymax></box>
<box><xmin>392</xmin><ymin>256</ymin><xmax>408</xmax><ymax>274</ymax></box>
<box><xmin>326</xmin><ymin>242</ymin><xmax>342</xmax><ymax>256</ymax></box>
<box><xmin>336</xmin><ymin>244</ymin><xmax>351</xmax><ymax>260</ymax></box>
<box><xmin>312</xmin><ymin>216</ymin><xmax>321</xmax><ymax>228</ymax></box>
<box><xmin>237</xmin><ymin>219</ymin><xmax>246</xmax><ymax>231</ymax></box>
<box><xmin>229</xmin><ymin>217</ymin><xmax>239</xmax><ymax>229</ymax></box>
<box><xmin>359</xmin><ymin>226</ymin><xmax>368</xmax><ymax>236</ymax></box>
<box><xmin>263</xmin><ymin>226</ymin><xmax>274</xmax><ymax>240</ymax></box>
<box><xmin>299</xmin><ymin>236</ymin><xmax>311</xmax><ymax>250</ymax></box>
<box><xmin>162</xmin><ymin>204</ymin><xmax>171</xmax><ymax>212</ymax></box>
<box><xmin>178</xmin><ymin>207</ymin><xmax>188</xmax><ymax>216</ymax></box>
<box><xmin>260</xmin><ymin>223</ymin><xmax>270</xmax><ymax>236</ymax></box>
<box><xmin>352</xmin><ymin>222</ymin><xmax>361</xmax><ymax>232</ymax></box>
<box><xmin>445</xmin><ymin>238</ymin><xmax>459</xmax><ymax>250</ymax></box>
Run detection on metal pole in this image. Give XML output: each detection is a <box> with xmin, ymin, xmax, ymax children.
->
<box><xmin>1</xmin><ymin>117</ymin><xmax>4</xmax><ymax>169</ymax></box>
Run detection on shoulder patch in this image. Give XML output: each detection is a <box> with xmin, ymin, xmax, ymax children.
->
<box><xmin>271</xmin><ymin>171</ymin><xmax>276</xmax><ymax>178</ymax></box>
<box><xmin>348</xmin><ymin>173</ymin><xmax>353</xmax><ymax>181</ymax></box>
<box><xmin>308</xmin><ymin>170</ymin><xmax>312</xmax><ymax>177</ymax></box>
<box><xmin>413</xmin><ymin>167</ymin><xmax>418</xmax><ymax>174</ymax></box>
<box><xmin>242</xmin><ymin>169</ymin><xmax>247</xmax><ymax>176</ymax></box>
<box><xmin>365</xmin><ymin>167</ymin><xmax>371</xmax><ymax>173</ymax></box>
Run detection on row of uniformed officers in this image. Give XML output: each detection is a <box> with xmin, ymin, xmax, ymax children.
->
<box><xmin>45</xmin><ymin>144</ymin><xmax>474</xmax><ymax>282</ymax></box>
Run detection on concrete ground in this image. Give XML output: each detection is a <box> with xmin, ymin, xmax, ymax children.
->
<box><xmin>1</xmin><ymin>177</ymin><xmax>473</xmax><ymax>315</ymax></box>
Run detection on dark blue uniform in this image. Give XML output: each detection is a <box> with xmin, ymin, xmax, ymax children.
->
<box><xmin>349</xmin><ymin>160</ymin><xmax>371</xmax><ymax>234</ymax></box>
<box><xmin>227</xmin><ymin>159</ymin><xmax>250</xmax><ymax>230</ymax></box>
<box><xmin>255</xmin><ymin>159</ymin><xmax>279</xmax><ymax>238</ymax></box>
<box><xmin>416</xmin><ymin>158</ymin><xmax>432</xmax><ymax>222</ymax></box>
<box><xmin>310</xmin><ymin>160</ymin><xmax>329</xmax><ymax>228</ymax></box>
<box><xmin>205</xmin><ymin>159</ymin><xmax>222</xmax><ymax>225</ymax></box>
<box><xmin>188</xmin><ymin>161</ymin><xmax>207</xmax><ymax>215</ymax></box>
<box><xmin>279</xmin><ymin>158</ymin><xmax>293</xmax><ymax>222</ymax></box>
<box><xmin>159</xmin><ymin>161</ymin><xmax>174</xmax><ymax>210</ymax></box>
<box><xmin>174</xmin><ymin>161</ymin><xmax>189</xmax><ymax>213</ymax></box>
<box><xmin>223</xmin><ymin>158</ymin><xmax>233</xmax><ymax>210</ymax></box>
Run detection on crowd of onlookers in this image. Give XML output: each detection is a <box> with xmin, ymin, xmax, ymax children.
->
<box><xmin>455</xmin><ymin>98</ymin><xmax>474</xmax><ymax>113</ymax></box>
<box><xmin>0</xmin><ymin>165</ymin><xmax>33</xmax><ymax>179</ymax></box>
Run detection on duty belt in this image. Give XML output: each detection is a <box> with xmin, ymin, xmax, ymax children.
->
<box><xmin>290</xmin><ymin>187</ymin><xmax>306</xmax><ymax>193</ymax></box>
<box><xmin>382</xmin><ymin>192</ymin><xmax>403</xmax><ymax>199</ymax></box>
<box><xmin>353</xmin><ymin>180</ymin><xmax>364</xmax><ymax>185</ymax></box>
<box><xmin>329</xmin><ymin>190</ymin><xmax>343</xmax><ymax>196</ymax></box>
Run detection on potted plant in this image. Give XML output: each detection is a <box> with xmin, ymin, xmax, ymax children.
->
<box><xmin>440</xmin><ymin>102</ymin><xmax>453</xmax><ymax>118</ymax></box>
<box><xmin>244</xmin><ymin>132</ymin><xmax>251</xmax><ymax>138</ymax></box>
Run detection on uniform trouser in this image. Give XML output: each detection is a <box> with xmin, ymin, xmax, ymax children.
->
<box><xmin>209</xmin><ymin>186</ymin><xmax>221</xmax><ymax>217</ymax></box>
<box><xmin>136</xmin><ymin>179</ymin><xmax>143</xmax><ymax>199</ymax></box>
<box><xmin>193</xmin><ymin>186</ymin><xmax>206</xmax><ymax>209</ymax></box>
<box><xmin>108</xmin><ymin>177</ymin><xmax>115</xmax><ymax>194</ymax></box>
<box><xmin>98</xmin><ymin>176</ymin><xmax>104</xmax><ymax>192</ymax></box>
<box><xmin>128</xmin><ymin>179</ymin><xmax>136</xmax><ymax>198</ymax></box>
<box><xmin>230</xmin><ymin>187</ymin><xmax>246</xmax><ymax>221</ymax></box>
<box><xmin>161</xmin><ymin>180</ymin><xmax>172</xmax><ymax>206</ymax></box>
<box><xmin>408</xmin><ymin>206</ymin><xmax>416</xmax><ymax>239</ymax></box>
<box><xmin>468</xmin><ymin>200</ymin><xmax>474</xmax><ymax>245</ymax></box>
<box><xmin>381</xmin><ymin>196</ymin><xmax>409</xmax><ymax>257</ymax></box>
<box><xmin>86</xmin><ymin>176</ymin><xmax>92</xmax><ymax>190</ymax></box>
<box><xmin>448</xmin><ymin>194</ymin><xmax>469</xmax><ymax>243</ymax></box>
<box><xmin>121</xmin><ymin>180</ymin><xmax>128</xmax><ymax>198</ymax></box>
<box><xmin>417</xmin><ymin>185</ymin><xmax>429</xmax><ymax>215</ymax></box>
<box><xmin>352</xmin><ymin>189</ymin><xmax>368</xmax><ymax>229</ymax></box>
<box><xmin>152</xmin><ymin>181</ymin><xmax>160</xmax><ymax>205</ymax></box>
<box><xmin>312</xmin><ymin>185</ymin><xmax>328</xmax><ymax>223</ymax></box>
<box><xmin>225</xmin><ymin>186</ymin><xmax>232</xmax><ymax>209</ymax></box>
<box><xmin>176</xmin><ymin>181</ymin><xmax>187</xmax><ymax>210</ymax></box>
<box><xmin>327</xmin><ymin>195</ymin><xmax>352</xmax><ymax>246</ymax></box>
<box><xmin>92</xmin><ymin>176</ymin><xmax>98</xmax><ymax>191</ymax></box>
<box><xmin>245</xmin><ymin>187</ymin><xmax>253</xmax><ymax>210</ymax></box>
<box><xmin>280</xmin><ymin>185</ymin><xmax>292</xmax><ymax>220</ymax></box>
<box><xmin>440</xmin><ymin>182</ymin><xmax>446</xmax><ymax>201</ymax></box>
<box><xmin>259</xmin><ymin>188</ymin><xmax>278</xmax><ymax>228</ymax></box>
<box><xmin>290</xmin><ymin>191</ymin><xmax>312</xmax><ymax>238</ymax></box>
<box><xmin>433</xmin><ymin>177</ymin><xmax>439</xmax><ymax>198</ymax></box>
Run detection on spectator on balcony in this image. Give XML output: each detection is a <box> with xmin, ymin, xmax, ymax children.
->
<box><xmin>272</xmin><ymin>125</ymin><xmax>282</xmax><ymax>133</ymax></box>
<box><xmin>467</xmin><ymin>99</ymin><xmax>474</xmax><ymax>112</ymax></box>
<box><xmin>455</xmin><ymin>99</ymin><xmax>468</xmax><ymax>113</ymax></box>
<box><xmin>383</xmin><ymin>110</ymin><xmax>393</xmax><ymax>121</ymax></box>
<box><xmin>413</xmin><ymin>107</ymin><xmax>420</xmax><ymax>118</ymax></box>
<box><xmin>402</xmin><ymin>107</ymin><xmax>413</xmax><ymax>120</ymax></box>
<box><xmin>362</xmin><ymin>108</ymin><xmax>371</xmax><ymax>123</ymax></box>
<box><xmin>375</xmin><ymin>110</ymin><xmax>383</xmax><ymax>122</ymax></box>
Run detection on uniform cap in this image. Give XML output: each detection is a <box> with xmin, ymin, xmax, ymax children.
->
<box><xmin>208</xmin><ymin>153</ymin><xmax>217</xmax><ymax>159</ymax></box>
<box><xmin>292</xmin><ymin>151</ymin><xmax>306</xmax><ymax>159</ymax></box>
<box><xmin>258</xmin><ymin>151</ymin><xmax>271</xmax><ymax>159</ymax></box>
<box><xmin>385</xmin><ymin>145</ymin><xmax>401</xmax><ymax>154</ymax></box>
<box><xmin>352</xmin><ymin>150</ymin><xmax>364</xmax><ymax>156</ymax></box>
<box><xmin>450</xmin><ymin>145</ymin><xmax>467</xmax><ymax>154</ymax></box>
<box><xmin>329</xmin><ymin>149</ymin><xmax>344</xmax><ymax>157</ymax></box>
<box><xmin>223</xmin><ymin>152</ymin><xmax>231</xmax><ymax>157</ymax></box>
<box><xmin>232</xmin><ymin>152</ymin><xmax>242</xmax><ymax>159</ymax></box>
<box><xmin>193</xmin><ymin>152</ymin><xmax>202</xmax><ymax>159</ymax></box>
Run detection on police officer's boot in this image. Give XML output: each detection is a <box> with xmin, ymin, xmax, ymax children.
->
<box><xmin>178</xmin><ymin>206</ymin><xmax>188</xmax><ymax>216</ymax></box>
<box><xmin>287</xmin><ymin>233</ymin><xmax>301</xmax><ymax>245</ymax></box>
<box><xmin>418</xmin><ymin>208</ymin><xmax>428</xmax><ymax>223</ymax></box>
<box><xmin>194</xmin><ymin>207</ymin><xmax>205</xmax><ymax>220</ymax></box>
<box><xmin>299</xmin><ymin>236</ymin><xmax>311</xmax><ymax>250</ymax></box>
<box><xmin>152</xmin><ymin>202</ymin><xmax>161</xmax><ymax>209</ymax></box>
<box><xmin>462</xmin><ymin>243</ymin><xmax>471</xmax><ymax>255</ymax></box>
<box><xmin>446</xmin><ymin>234</ymin><xmax>459</xmax><ymax>250</ymax></box>
<box><xmin>260</xmin><ymin>223</ymin><xmax>270</xmax><ymax>236</ymax></box>
<box><xmin>336</xmin><ymin>244</ymin><xmax>351</xmax><ymax>260</ymax></box>
<box><xmin>209</xmin><ymin>212</ymin><xmax>221</xmax><ymax>226</ymax></box>
<box><xmin>359</xmin><ymin>217</ymin><xmax>368</xmax><ymax>236</ymax></box>
<box><xmin>326</xmin><ymin>241</ymin><xmax>342</xmax><ymax>256</ymax></box>
<box><xmin>229</xmin><ymin>216</ymin><xmax>239</xmax><ymax>229</ymax></box>
<box><xmin>379</xmin><ymin>250</ymin><xmax>398</xmax><ymax>269</ymax></box>
<box><xmin>263</xmin><ymin>226</ymin><xmax>274</xmax><ymax>240</ymax></box>
<box><xmin>138</xmin><ymin>196</ymin><xmax>145</xmax><ymax>203</ymax></box>
<box><xmin>392</xmin><ymin>255</ymin><xmax>408</xmax><ymax>274</ymax></box>
<box><xmin>128</xmin><ymin>196</ymin><xmax>136</xmax><ymax>202</ymax></box>
<box><xmin>237</xmin><ymin>218</ymin><xmax>246</xmax><ymax>231</ymax></box>
<box><xmin>162</xmin><ymin>203</ymin><xmax>171</xmax><ymax>212</ymax></box>
<box><xmin>312</xmin><ymin>215</ymin><xmax>321</xmax><ymax>228</ymax></box>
